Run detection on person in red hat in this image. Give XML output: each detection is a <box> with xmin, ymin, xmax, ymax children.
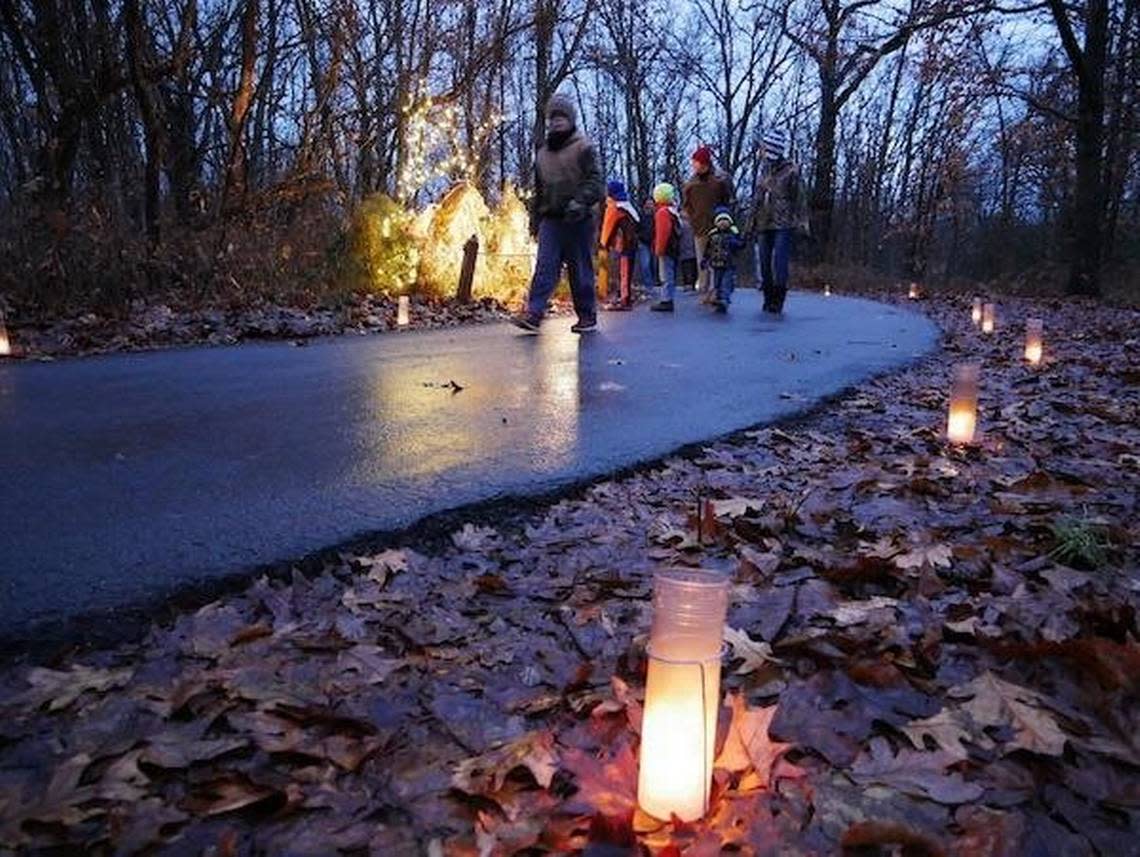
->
<box><xmin>682</xmin><ymin>145</ymin><xmax>733</xmax><ymax>299</ymax></box>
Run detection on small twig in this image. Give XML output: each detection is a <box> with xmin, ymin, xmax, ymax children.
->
<box><xmin>554</xmin><ymin>607</ymin><xmax>595</xmax><ymax>661</ymax></box>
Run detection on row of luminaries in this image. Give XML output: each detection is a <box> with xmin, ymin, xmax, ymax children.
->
<box><xmin>639</xmin><ymin>296</ymin><xmax>1047</xmax><ymax>825</ymax></box>
<box><xmin>947</xmin><ymin>297</ymin><xmax>1044</xmax><ymax>445</ymax></box>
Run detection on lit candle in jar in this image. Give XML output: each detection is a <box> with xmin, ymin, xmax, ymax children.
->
<box><xmin>908</xmin><ymin>282</ymin><xmax>919</xmax><ymax>300</ymax></box>
<box><xmin>637</xmin><ymin>568</ymin><xmax>729</xmax><ymax>822</ymax></box>
<box><xmin>397</xmin><ymin>295</ymin><xmax>410</xmax><ymax>327</ymax></box>
<box><xmin>947</xmin><ymin>363</ymin><xmax>980</xmax><ymax>445</ymax></box>
<box><xmin>1024</xmin><ymin>318</ymin><xmax>1043</xmax><ymax>365</ymax></box>
<box><xmin>823</xmin><ymin>284</ymin><xmax>832</xmax><ymax>297</ymax></box>
<box><xmin>971</xmin><ymin>297</ymin><xmax>983</xmax><ymax>326</ymax></box>
<box><xmin>0</xmin><ymin>315</ymin><xmax>9</xmax><ymax>356</ymax></box>
<box><xmin>981</xmin><ymin>303</ymin><xmax>995</xmax><ymax>334</ymax></box>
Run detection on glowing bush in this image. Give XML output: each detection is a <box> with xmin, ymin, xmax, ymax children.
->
<box><xmin>483</xmin><ymin>184</ymin><xmax>536</xmax><ymax>304</ymax></box>
<box><xmin>418</xmin><ymin>182</ymin><xmax>491</xmax><ymax>297</ymax></box>
<box><xmin>345</xmin><ymin>194</ymin><xmax>419</xmax><ymax>295</ymax></box>
<box><xmin>346</xmin><ymin>182</ymin><xmax>536</xmax><ymax>303</ymax></box>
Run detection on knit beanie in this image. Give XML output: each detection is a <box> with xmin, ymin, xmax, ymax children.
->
<box><xmin>691</xmin><ymin>145</ymin><xmax>713</xmax><ymax>167</ymax></box>
<box><xmin>606</xmin><ymin>180</ymin><xmax>628</xmax><ymax>202</ymax></box>
<box><xmin>761</xmin><ymin>128</ymin><xmax>788</xmax><ymax>159</ymax></box>
<box><xmin>713</xmin><ymin>206</ymin><xmax>734</xmax><ymax>227</ymax></box>
<box><xmin>546</xmin><ymin>92</ymin><xmax>577</xmax><ymax>128</ymax></box>
<box><xmin>652</xmin><ymin>182</ymin><xmax>677</xmax><ymax>205</ymax></box>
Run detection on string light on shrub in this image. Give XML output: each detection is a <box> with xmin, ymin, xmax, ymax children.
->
<box><xmin>397</xmin><ymin>88</ymin><xmax>504</xmax><ymax>203</ymax></box>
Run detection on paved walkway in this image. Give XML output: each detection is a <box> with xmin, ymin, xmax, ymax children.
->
<box><xmin>0</xmin><ymin>290</ymin><xmax>938</xmax><ymax>640</ymax></box>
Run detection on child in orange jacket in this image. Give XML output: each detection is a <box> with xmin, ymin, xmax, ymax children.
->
<box><xmin>650</xmin><ymin>182</ymin><xmax>681</xmax><ymax>312</ymax></box>
<box><xmin>599</xmin><ymin>180</ymin><xmax>640</xmax><ymax>310</ymax></box>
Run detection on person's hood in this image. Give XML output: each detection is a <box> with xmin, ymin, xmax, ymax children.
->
<box><xmin>616</xmin><ymin>200</ymin><xmax>640</xmax><ymax>223</ymax></box>
<box><xmin>545</xmin><ymin>92</ymin><xmax>578</xmax><ymax>128</ymax></box>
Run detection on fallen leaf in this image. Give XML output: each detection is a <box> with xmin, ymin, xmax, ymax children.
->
<box><xmin>827</xmin><ymin>596</ymin><xmax>900</xmax><ymax>627</ymax></box>
<box><xmin>851</xmin><ymin>737</ymin><xmax>984</xmax><ymax>804</ymax></box>
<box><xmin>452</xmin><ymin>731</ymin><xmax>559</xmax><ymax>795</ymax></box>
<box><xmin>452</xmin><ymin>523</ymin><xmax>499</xmax><ymax>552</ymax></box>
<box><xmin>895</xmin><ymin>543</ymin><xmax>953</xmax><ymax>571</ymax></box>
<box><xmin>723</xmin><ymin>626</ymin><xmax>783</xmax><ymax>674</ymax></box>
<box><xmin>714</xmin><ymin>694</ymin><xmax>794</xmax><ymax>787</ymax></box>
<box><xmin>902</xmin><ymin>709</ymin><xmax>993</xmax><ymax>761</ymax></box>
<box><xmin>21</xmin><ymin>665</ymin><xmax>133</xmax><ymax>712</ymax></box>
<box><xmin>950</xmin><ymin>671</ymin><xmax>1067</xmax><ymax>756</ymax></box>
<box><xmin>180</xmin><ymin>773</ymin><xmax>282</xmax><ymax>817</ymax></box>
<box><xmin>711</xmin><ymin>496</ymin><xmax>765</xmax><ymax>519</ymax></box>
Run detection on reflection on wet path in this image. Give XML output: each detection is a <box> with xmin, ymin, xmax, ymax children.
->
<box><xmin>357</xmin><ymin>331</ymin><xmax>585</xmax><ymax>482</ymax></box>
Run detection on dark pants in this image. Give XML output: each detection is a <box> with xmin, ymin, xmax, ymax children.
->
<box><xmin>637</xmin><ymin>245</ymin><xmax>655</xmax><ymax>290</ymax></box>
<box><xmin>527</xmin><ymin>217</ymin><xmax>597</xmax><ymax>321</ymax></box>
<box><xmin>759</xmin><ymin>228</ymin><xmax>793</xmax><ymax>311</ymax></box>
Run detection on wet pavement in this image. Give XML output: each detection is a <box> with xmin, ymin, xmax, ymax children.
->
<box><xmin>0</xmin><ymin>290</ymin><xmax>938</xmax><ymax>639</ymax></box>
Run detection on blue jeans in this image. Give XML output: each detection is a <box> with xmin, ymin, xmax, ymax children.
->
<box><xmin>656</xmin><ymin>255</ymin><xmax>677</xmax><ymax>301</ymax></box>
<box><xmin>527</xmin><ymin>217</ymin><xmax>597</xmax><ymax>320</ymax></box>
<box><xmin>712</xmin><ymin>267</ymin><xmax>735</xmax><ymax>303</ymax></box>
<box><xmin>637</xmin><ymin>245</ymin><xmax>655</xmax><ymax>290</ymax></box>
<box><xmin>759</xmin><ymin>228</ymin><xmax>792</xmax><ymax>310</ymax></box>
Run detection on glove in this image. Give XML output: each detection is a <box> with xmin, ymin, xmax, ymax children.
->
<box><xmin>564</xmin><ymin>199</ymin><xmax>587</xmax><ymax>223</ymax></box>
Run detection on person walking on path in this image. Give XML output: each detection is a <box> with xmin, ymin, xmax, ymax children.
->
<box><xmin>599</xmin><ymin>180</ymin><xmax>639</xmax><ymax>311</ymax></box>
<box><xmin>513</xmin><ymin>93</ymin><xmax>604</xmax><ymax>334</ymax></box>
<box><xmin>636</xmin><ymin>197</ymin><xmax>656</xmax><ymax>293</ymax></box>
<box><xmin>682</xmin><ymin>145</ymin><xmax>733</xmax><ymax>299</ymax></box>
<box><xmin>751</xmin><ymin>128</ymin><xmax>808</xmax><ymax>316</ymax></box>
<box><xmin>703</xmin><ymin>206</ymin><xmax>744</xmax><ymax>313</ymax></box>
<box><xmin>650</xmin><ymin>182</ymin><xmax>682</xmax><ymax>313</ymax></box>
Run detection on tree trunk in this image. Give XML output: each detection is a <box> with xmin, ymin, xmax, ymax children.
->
<box><xmin>1049</xmin><ymin>0</ymin><xmax>1108</xmax><ymax>297</ymax></box>
<box><xmin>810</xmin><ymin>80</ymin><xmax>838</xmax><ymax>262</ymax></box>
<box><xmin>221</xmin><ymin>0</ymin><xmax>258</xmax><ymax>214</ymax></box>
<box><xmin>1070</xmin><ymin>79</ymin><xmax>1106</xmax><ymax>296</ymax></box>
<box><xmin>123</xmin><ymin>0</ymin><xmax>163</xmax><ymax>249</ymax></box>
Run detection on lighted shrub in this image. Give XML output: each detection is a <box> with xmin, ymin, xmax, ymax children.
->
<box><xmin>345</xmin><ymin>194</ymin><xmax>419</xmax><ymax>295</ymax></box>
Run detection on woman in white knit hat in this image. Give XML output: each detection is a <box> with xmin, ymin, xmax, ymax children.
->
<box><xmin>751</xmin><ymin>128</ymin><xmax>808</xmax><ymax>315</ymax></box>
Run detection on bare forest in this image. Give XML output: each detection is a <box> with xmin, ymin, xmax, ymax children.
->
<box><xmin>1</xmin><ymin>0</ymin><xmax>1138</xmax><ymax>318</ymax></box>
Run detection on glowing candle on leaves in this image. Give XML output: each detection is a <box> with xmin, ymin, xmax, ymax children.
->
<box><xmin>1024</xmin><ymin>318</ymin><xmax>1043</xmax><ymax>365</ymax></box>
<box><xmin>947</xmin><ymin>363</ymin><xmax>980</xmax><ymax>445</ymax></box>
<box><xmin>981</xmin><ymin>303</ymin><xmax>996</xmax><ymax>334</ymax></box>
<box><xmin>0</xmin><ymin>314</ymin><xmax>9</xmax><ymax>356</ymax></box>
<box><xmin>971</xmin><ymin>297</ymin><xmax>983</xmax><ymax>326</ymax></box>
<box><xmin>638</xmin><ymin>568</ymin><xmax>729</xmax><ymax>822</ymax></box>
<box><xmin>397</xmin><ymin>295</ymin><xmax>410</xmax><ymax>327</ymax></box>
<box><xmin>908</xmin><ymin>282</ymin><xmax>920</xmax><ymax>300</ymax></box>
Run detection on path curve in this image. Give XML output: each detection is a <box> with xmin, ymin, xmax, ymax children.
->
<box><xmin>0</xmin><ymin>290</ymin><xmax>937</xmax><ymax>640</ymax></box>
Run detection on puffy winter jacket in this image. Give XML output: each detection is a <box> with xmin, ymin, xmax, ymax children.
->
<box><xmin>752</xmin><ymin>160</ymin><xmax>807</xmax><ymax>232</ymax></box>
<box><xmin>531</xmin><ymin>132</ymin><xmax>604</xmax><ymax>229</ymax></box>
<box><xmin>682</xmin><ymin>172</ymin><xmax>734</xmax><ymax>233</ymax></box>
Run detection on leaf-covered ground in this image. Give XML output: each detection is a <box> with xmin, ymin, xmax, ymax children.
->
<box><xmin>1</xmin><ymin>294</ymin><xmax>1138</xmax><ymax>856</ymax></box>
<box><xmin>0</xmin><ymin>294</ymin><xmax>517</xmax><ymax>359</ymax></box>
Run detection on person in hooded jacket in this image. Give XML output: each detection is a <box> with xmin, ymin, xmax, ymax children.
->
<box><xmin>702</xmin><ymin>205</ymin><xmax>745</xmax><ymax>313</ymax></box>
<box><xmin>649</xmin><ymin>182</ymin><xmax>683</xmax><ymax>312</ymax></box>
<box><xmin>599</xmin><ymin>179</ymin><xmax>639</xmax><ymax>310</ymax></box>
<box><xmin>751</xmin><ymin>128</ymin><xmax>807</xmax><ymax>315</ymax></box>
<box><xmin>636</xmin><ymin>197</ymin><xmax>657</xmax><ymax>293</ymax></box>
<box><xmin>513</xmin><ymin>93</ymin><xmax>605</xmax><ymax>334</ymax></box>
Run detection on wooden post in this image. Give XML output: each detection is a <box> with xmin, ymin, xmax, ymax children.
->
<box><xmin>457</xmin><ymin>234</ymin><xmax>479</xmax><ymax>304</ymax></box>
